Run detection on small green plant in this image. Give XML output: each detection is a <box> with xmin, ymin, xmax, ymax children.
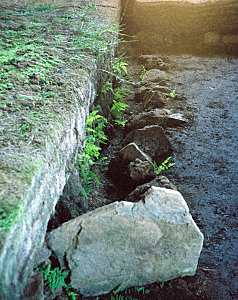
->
<box><xmin>152</xmin><ymin>156</ymin><xmax>175</xmax><ymax>176</ymax></box>
<box><xmin>113</xmin><ymin>86</ymin><xmax>129</xmax><ymax>102</ymax></box>
<box><xmin>19</xmin><ymin>121</ymin><xmax>32</xmax><ymax>137</ymax></box>
<box><xmin>139</xmin><ymin>65</ymin><xmax>147</xmax><ymax>81</ymax></box>
<box><xmin>86</xmin><ymin>109</ymin><xmax>108</xmax><ymax>145</ymax></box>
<box><xmin>101</xmin><ymin>81</ymin><xmax>113</xmax><ymax>95</ymax></box>
<box><xmin>77</xmin><ymin>109</ymin><xmax>108</xmax><ymax>207</ymax></box>
<box><xmin>110</xmin><ymin>86</ymin><xmax>129</xmax><ymax>127</ymax></box>
<box><xmin>167</xmin><ymin>89</ymin><xmax>177</xmax><ymax>99</ymax></box>
<box><xmin>135</xmin><ymin>286</ymin><xmax>149</xmax><ymax>294</ymax></box>
<box><xmin>112</xmin><ymin>58</ymin><xmax>128</xmax><ymax>78</ymax></box>
<box><xmin>66</xmin><ymin>289</ymin><xmax>78</xmax><ymax>300</ymax></box>
<box><xmin>111</xmin><ymin>100</ymin><xmax>128</xmax><ymax>118</ymax></box>
<box><xmin>40</xmin><ymin>264</ymin><xmax>69</xmax><ymax>293</ymax></box>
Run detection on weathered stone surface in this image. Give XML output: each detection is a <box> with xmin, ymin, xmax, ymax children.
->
<box><xmin>134</xmin><ymin>84</ymin><xmax>170</xmax><ymax>107</ymax></box>
<box><xmin>119</xmin><ymin>142</ymin><xmax>152</xmax><ymax>163</ymax></box>
<box><xmin>123</xmin><ymin>125</ymin><xmax>172</xmax><ymax>163</ymax></box>
<box><xmin>129</xmin><ymin>0</ymin><xmax>238</xmax><ymax>55</ymax></box>
<box><xmin>222</xmin><ymin>34</ymin><xmax>238</xmax><ymax>46</ymax></box>
<box><xmin>139</xmin><ymin>55</ymin><xmax>170</xmax><ymax>70</ymax></box>
<box><xmin>143</xmin><ymin>69</ymin><xmax>169</xmax><ymax>83</ymax></box>
<box><xmin>108</xmin><ymin>143</ymin><xmax>154</xmax><ymax>189</ymax></box>
<box><xmin>23</xmin><ymin>273</ymin><xmax>44</xmax><ymax>300</ymax></box>
<box><xmin>47</xmin><ymin>187</ymin><xmax>204</xmax><ymax>296</ymax></box>
<box><xmin>127</xmin><ymin>109</ymin><xmax>188</xmax><ymax>131</ymax></box>
<box><xmin>129</xmin><ymin>158</ymin><xmax>154</xmax><ymax>182</ymax></box>
<box><xmin>0</xmin><ymin>1</ymin><xmax>121</xmax><ymax>299</ymax></box>
<box><xmin>143</xmin><ymin>90</ymin><xmax>169</xmax><ymax>109</ymax></box>
<box><xmin>127</xmin><ymin>176</ymin><xmax>177</xmax><ymax>202</ymax></box>
<box><xmin>34</xmin><ymin>244</ymin><xmax>51</xmax><ymax>268</ymax></box>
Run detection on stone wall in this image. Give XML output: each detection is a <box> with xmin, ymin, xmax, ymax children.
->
<box><xmin>0</xmin><ymin>1</ymin><xmax>121</xmax><ymax>299</ymax></box>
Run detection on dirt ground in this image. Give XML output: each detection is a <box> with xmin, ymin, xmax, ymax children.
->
<box><xmin>83</xmin><ymin>54</ymin><xmax>238</xmax><ymax>300</ymax></box>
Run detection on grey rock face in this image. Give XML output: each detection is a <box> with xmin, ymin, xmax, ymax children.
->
<box><xmin>0</xmin><ymin>2</ymin><xmax>121</xmax><ymax>299</ymax></box>
<box><xmin>143</xmin><ymin>69</ymin><xmax>169</xmax><ymax>83</ymax></box>
<box><xmin>129</xmin><ymin>158</ymin><xmax>154</xmax><ymax>182</ymax></box>
<box><xmin>119</xmin><ymin>142</ymin><xmax>152</xmax><ymax>163</ymax></box>
<box><xmin>138</xmin><ymin>55</ymin><xmax>170</xmax><ymax>70</ymax></box>
<box><xmin>48</xmin><ymin>187</ymin><xmax>203</xmax><ymax>297</ymax></box>
<box><xmin>108</xmin><ymin>143</ymin><xmax>154</xmax><ymax>189</ymax></box>
<box><xmin>127</xmin><ymin>109</ymin><xmax>188</xmax><ymax>131</ymax></box>
<box><xmin>23</xmin><ymin>273</ymin><xmax>44</xmax><ymax>300</ymax></box>
<box><xmin>127</xmin><ymin>176</ymin><xmax>177</xmax><ymax>202</ymax></box>
<box><xmin>123</xmin><ymin>125</ymin><xmax>172</xmax><ymax>164</ymax></box>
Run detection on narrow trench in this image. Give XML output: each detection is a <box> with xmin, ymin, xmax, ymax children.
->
<box><xmin>43</xmin><ymin>5</ymin><xmax>238</xmax><ymax>300</ymax></box>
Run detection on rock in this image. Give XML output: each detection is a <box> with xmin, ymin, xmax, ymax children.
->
<box><xmin>119</xmin><ymin>142</ymin><xmax>152</xmax><ymax>163</ymax></box>
<box><xmin>134</xmin><ymin>86</ymin><xmax>148</xmax><ymax>102</ymax></box>
<box><xmin>143</xmin><ymin>89</ymin><xmax>168</xmax><ymax>109</ymax></box>
<box><xmin>152</xmin><ymin>84</ymin><xmax>170</xmax><ymax>94</ymax></box>
<box><xmin>129</xmin><ymin>158</ymin><xmax>154</xmax><ymax>182</ymax></box>
<box><xmin>34</xmin><ymin>244</ymin><xmax>51</xmax><ymax>268</ymax></box>
<box><xmin>143</xmin><ymin>69</ymin><xmax>169</xmax><ymax>83</ymax></box>
<box><xmin>47</xmin><ymin>187</ymin><xmax>204</xmax><ymax>297</ymax></box>
<box><xmin>23</xmin><ymin>273</ymin><xmax>44</xmax><ymax>300</ymax></box>
<box><xmin>134</xmin><ymin>86</ymin><xmax>169</xmax><ymax>108</ymax></box>
<box><xmin>139</xmin><ymin>55</ymin><xmax>170</xmax><ymax>70</ymax></box>
<box><xmin>108</xmin><ymin>143</ymin><xmax>154</xmax><ymax>190</ymax></box>
<box><xmin>157</xmin><ymin>175</ymin><xmax>178</xmax><ymax>190</ymax></box>
<box><xmin>127</xmin><ymin>176</ymin><xmax>177</xmax><ymax>202</ymax></box>
<box><xmin>134</xmin><ymin>81</ymin><xmax>171</xmax><ymax>105</ymax></box>
<box><xmin>123</xmin><ymin>125</ymin><xmax>172</xmax><ymax>164</ymax></box>
<box><xmin>107</xmin><ymin>155</ymin><xmax>134</xmax><ymax>194</ymax></box>
<box><xmin>64</xmin><ymin>169</ymin><xmax>82</xmax><ymax>200</ymax></box>
<box><xmin>127</xmin><ymin>109</ymin><xmax>188</xmax><ymax>131</ymax></box>
<box><xmin>168</xmin><ymin>112</ymin><xmax>188</xmax><ymax>127</ymax></box>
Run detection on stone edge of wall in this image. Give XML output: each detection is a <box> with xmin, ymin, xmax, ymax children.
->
<box><xmin>0</xmin><ymin>2</ymin><xmax>121</xmax><ymax>299</ymax></box>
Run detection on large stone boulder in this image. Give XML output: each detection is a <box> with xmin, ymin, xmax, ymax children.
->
<box><xmin>47</xmin><ymin>187</ymin><xmax>204</xmax><ymax>297</ymax></box>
